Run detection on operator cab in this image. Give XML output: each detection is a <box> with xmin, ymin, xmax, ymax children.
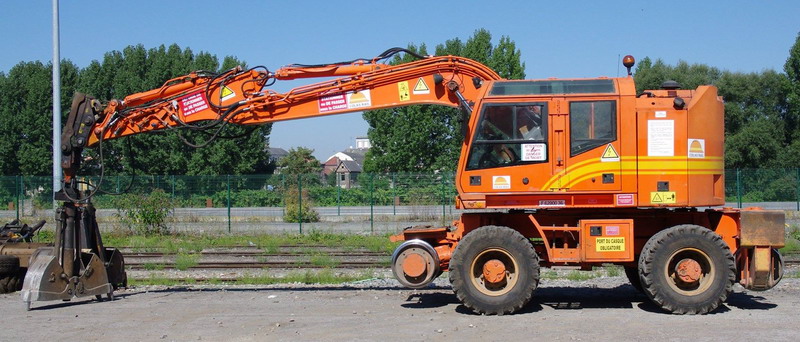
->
<box><xmin>457</xmin><ymin>77</ymin><xmax>635</xmax><ymax>209</ymax></box>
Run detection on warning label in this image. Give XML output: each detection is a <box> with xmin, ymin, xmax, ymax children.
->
<box><xmin>600</xmin><ymin>144</ymin><xmax>619</xmax><ymax>162</ymax></box>
<box><xmin>650</xmin><ymin>191</ymin><xmax>676</xmax><ymax>204</ymax></box>
<box><xmin>318</xmin><ymin>90</ymin><xmax>372</xmax><ymax>113</ymax></box>
<box><xmin>398</xmin><ymin>81</ymin><xmax>410</xmax><ymax>101</ymax></box>
<box><xmin>413</xmin><ymin>78</ymin><xmax>430</xmax><ymax>95</ymax></box>
<box><xmin>688</xmin><ymin>139</ymin><xmax>705</xmax><ymax>158</ymax></box>
<box><xmin>492</xmin><ymin>176</ymin><xmax>511</xmax><ymax>190</ymax></box>
<box><xmin>596</xmin><ymin>237</ymin><xmax>625</xmax><ymax>252</ymax></box>
<box><xmin>220</xmin><ymin>86</ymin><xmax>236</xmax><ymax>102</ymax></box>
<box><xmin>615</xmin><ymin>194</ymin><xmax>634</xmax><ymax>206</ymax></box>
<box><xmin>521</xmin><ymin>143</ymin><xmax>546</xmax><ymax>161</ymax></box>
<box><xmin>178</xmin><ymin>92</ymin><xmax>209</xmax><ymax>117</ymax></box>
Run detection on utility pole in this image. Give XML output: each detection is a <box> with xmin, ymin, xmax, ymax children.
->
<box><xmin>52</xmin><ymin>0</ymin><xmax>62</xmax><ymax>205</ymax></box>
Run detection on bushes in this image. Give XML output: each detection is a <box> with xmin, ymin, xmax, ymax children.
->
<box><xmin>283</xmin><ymin>187</ymin><xmax>319</xmax><ymax>223</ymax></box>
<box><xmin>110</xmin><ymin>189</ymin><xmax>174</xmax><ymax>235</ymax></box>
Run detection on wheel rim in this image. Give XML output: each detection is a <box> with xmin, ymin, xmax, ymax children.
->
<box><xmin>664</xmin><ymin>247</ymin><xmax>715</xmax><ymax>295</ymax></box>
<box><xmin>470</xmin><ymin>248</ymin><xmax>519</xmax><ymax>296</ymax></box>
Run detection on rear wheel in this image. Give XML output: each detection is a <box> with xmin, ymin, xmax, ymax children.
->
<box><xmin>639</xmin><ymin>225</ymin><xmax>735</xmax><ymax>314</ymax></box>
<box><xmin>449</xmin><ymin>226</ymin><xmax>539</xmax><ymax>315</ymax></box>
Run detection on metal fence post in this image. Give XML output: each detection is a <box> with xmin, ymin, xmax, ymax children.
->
<box><xmin>796</xmin><ymin>168</ymin><xmax>799</xmax><ymax>211</ymax></box>
<box><xmin>440</xmin><ymin>175</ymin><xmax>446</xmax><ymax>226</ymax></box>
<box><xmin>370</xmin><ymin>173</ymin><xmax>374</xmax><ymax>234</ymax></box>
<box><xmin>736</xmin><ymin>168</ymin><xmax>742</xmax><ymax>208</ymax></box>
<box><xmin>15</xmin><ymin>175</ymin><xmax>20</xmax><ymax>220</ymax></box>
<box><xmin>392</xmin><ymin>173</ymin><xmax>396</xmax><ymax>216</ymax></box>
<box><xmin>281</xmin><ymin>174</ymin><xmax>285</xmax><ymax>217</ymax></box>
<box><xmin>298</xmin><ymin>174</ymin><xmax>303</xmax><ymax>234</ymax></box>
<box><xmin>337</xmin><ymin>182</ymin><xmax>341</xmax><ymax>216</ymax></box>
<box><xmin>227</xmin><ymin>174</ymin><xmax>231</xmax><ymax>233</ymax></box>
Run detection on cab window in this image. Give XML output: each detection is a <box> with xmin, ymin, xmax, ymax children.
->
<box><xmin>467</xmin><ymin>103</ymin><xmax>548</xmax><ymax>170</ymax></box>
<box><xmin>570</xmin><ymin>101</ymin><xmax>616</xmax><ymax>156</ymax></box>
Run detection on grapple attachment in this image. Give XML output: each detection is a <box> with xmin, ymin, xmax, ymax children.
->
<box><xmin>21</xmin><ymin>248</ymin><xmax>113</xmax><ymax>306</ymax></box>
<box><xmin>21</xmin><ymin>202</ymin><xmax>126</xmax><ymax>310</ymax></box>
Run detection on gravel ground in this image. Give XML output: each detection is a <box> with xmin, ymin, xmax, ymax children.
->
<box><xmin>2</xmin><ymin>273</ymin><xmax>799</xmax><ymax>341</ymax></box>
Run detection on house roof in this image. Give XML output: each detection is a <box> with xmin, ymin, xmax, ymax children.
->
<box><xmin>337</xmin><ymin>160</ymin><xmax>363</xmax><ymax>173</ymax></box>
<box><xmin>268</xmin><ymin>147</ymin><xmax>289</xmax><ymax>159</ymax></box>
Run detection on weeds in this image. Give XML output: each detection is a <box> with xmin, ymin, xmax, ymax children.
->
<box><xmin>604</xmin><ymin>265</ymin><xmax>622</xmax><ymax>277</ymax></box>
<box><xmin>174</xmin><ymin>253</ymin><xmax>200</xmax><ymax>271</ymax></box>
<box><xmin>142</xmin><ymin>262</ymin><xmax>165</xmax><ymax>271</ymax></box>
<box><xmin>126</xmin><ymin>270</ymin><xmax>377</xmax><ymax>286</ymax></box>
<box><xmin>309</xmin><ymin>255</ymin><xmax>340</xmax><ymax>268</ymax></box>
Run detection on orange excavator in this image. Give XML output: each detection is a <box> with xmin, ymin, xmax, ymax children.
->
<box><xmin>21</xmin><ymin>48</ymin><xmax>784</xmax><ymax>314</ymax></box>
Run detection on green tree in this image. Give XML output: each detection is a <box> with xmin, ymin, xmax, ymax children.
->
<box><xmin>276</xmin><ymin>147</ymin><xmax>321</xmax><ymax>222</ymax></box>
<box><xmin>363</xmin><ymin>29</ymin><xmax>525</xmax><ymax>172</ymax></box>
<box><xmin>0</xmin><ymin>60</ymin><xmax>80</xmax><ymax>175</ymax></box>
<box><xmin>74</xmin><ymin>44</ymin><xmax>272</xmax><ymax>176</ymax></box>
<box><xmin>781</xmin><ymin>32</ymin><xmax>800</xmax><ymax>167</ymax></box>
<box><xmin>278</xmin><ymin>147</ymin><xmax>322</xmax><ymax>175</ymax></box>
<box><xmin>634</xmin><ymin>58</ymin><xmax>790</xmax><ymax>169</ymax></box>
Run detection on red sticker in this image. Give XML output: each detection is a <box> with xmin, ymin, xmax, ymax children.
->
<box><xmin>605</xmin><ymin>226</ymin><xmax>620</xmax><ymax>236</ymax></box>
<box><xmin>178</xmin><ymin>92</ymin><xmax>209</xmax><ymax>117</ymax></box>
<box><xmin>318</xmin><ymin>94</ymin><xmax>348</xmax><ymax>113</ymax></box>
<box><xmin>615</xmin><ymin>194</ymin><xmax>634</xmax><ymax>206</ymax></box>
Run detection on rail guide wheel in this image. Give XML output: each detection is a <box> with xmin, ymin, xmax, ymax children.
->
<box><xmin>392</xmin><ymin>239</ymin><xmax>441</xmax><ymax>289</ymax></box>
<box><xmin>449</xmin><ymin>225</ymin><xmax>539</xmax><ymax>315</ymax></box>
<box><xmin>638</xmin><ymin>224</ymin><xmax>736</xmax><ymax>314</ymax></box>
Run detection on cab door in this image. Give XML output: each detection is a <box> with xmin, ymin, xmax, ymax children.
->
<box><xmin>561</xmin><ymin>99</ymin><xmax>623</xmax><ymax>192</ymax></box>
<box><xmin>459</xmin><ymin>101</ymin><xmax>554</xmax><ymax>194</ymax></box>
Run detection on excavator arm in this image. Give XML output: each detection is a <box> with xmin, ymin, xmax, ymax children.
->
<box><xmin>24</xmin><ymin>49</ymin><xmax>502</xmax><ymax>308</ymax></box>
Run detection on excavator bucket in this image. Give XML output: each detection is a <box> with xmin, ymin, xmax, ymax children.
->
<box><xmin>21</xmin><ymin>247</ymin><xmax>113</xmax><ymax>308</ymax></box>
<box><xmin>21</xmin><ymin>202</ymin><xmax>127</xmax><ymax>310</ymax></box>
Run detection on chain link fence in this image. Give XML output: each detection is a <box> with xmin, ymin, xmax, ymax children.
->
<box><xmin>1</xmin><ymin>169</ymin><xmax>798</xmax><ymax>233</ymax></box>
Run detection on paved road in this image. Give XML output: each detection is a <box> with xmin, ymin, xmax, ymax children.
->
<box><xmin>2</xmin><ymin>278</ymin><xmax>799</xmax><ymax>341</ymax></box>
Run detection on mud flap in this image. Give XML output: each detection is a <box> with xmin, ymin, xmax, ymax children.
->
<box><xmin>21</xmin><ymin>249</ymin><xmax>113</xmax><ymax>309</ymax></box>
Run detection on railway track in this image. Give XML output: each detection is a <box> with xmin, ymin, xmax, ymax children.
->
<box><xmin>122</xmin><ymin>246</ymin><xmax>392</xmax><ymax>270</ymax></box>
<box><xmin>120</xmin><ymin>247</ymin><xmax>800</xmax><ymax>270</ymax></box>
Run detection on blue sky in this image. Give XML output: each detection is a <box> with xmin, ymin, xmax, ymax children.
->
<box><xmin>1</xmin><ymin>0</ymin><xmax>798</xmax><ymax>160</ymax></box>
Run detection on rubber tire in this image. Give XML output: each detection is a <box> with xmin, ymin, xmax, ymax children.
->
<box><xmin>0</xmin><ymin>255</ymin><xmax>20</xmax><ymax>275</ymax></box>
<box><xmin>449</xmin><ymin>225</ymin><xmax>539</xmax><ymax>315</ymax></box>
<box><xmin>0</xmin><ymin>268</ymin><xmax>24</xmax><ymax>294</ymax></box>
<box><xmin>624</xmin><ymin>266</ymin><xmax>643</xmax><ymax>293</ymax></box>
<box><xmin>638</xmin><ymin>224</ymin><xmax>735</xmax><ymax>314</ymax></box>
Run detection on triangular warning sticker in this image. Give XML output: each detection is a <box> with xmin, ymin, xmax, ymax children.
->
<box><xmin>651</xmin><ymin>193</ymin><xmax>663</xmax><ymax>203</ymax></box>
<box><xmin>220</xmin><ymin>86</ymin><xmax>235</xmax><ymax>102</ymax></box>
<box><xmin>600</xmin><ymin>144</ymin><xmax>619</xmax><ymax>162</ymax></box>
<box><xmin>413</xmin><ymin>78</ymin><xmax>430</xmax><ymax>94</ymax></box>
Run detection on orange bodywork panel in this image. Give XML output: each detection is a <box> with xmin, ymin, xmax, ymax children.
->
<box><xmin>454</xmin><ymin>78</ymin><xmax>725</xmax><ymax>210</ymax></box>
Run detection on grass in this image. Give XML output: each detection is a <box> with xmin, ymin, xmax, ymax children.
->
<box><xmin>565</xmin><ymin>270</ymin><xmax>599</xmax><ymax>281</ymax></box>
<box><xmin>127</xmin><ymin>269</ymin><xmax>378</xmax><ymax>286</ymax></box>
<box><xmin>142</xmin><ymin>262</ymin><xmax>165</xmax><ymax>271</ymax></box>
<box><xmin>309</xmin><ymin>254</ymin><xmax>340</xmax><ymax>268</ymax></box>
<box><xmin>174</xmin><ymin>253</ymin><xmax>200</xmax><ymax>270</ymax></box>
<box><xmin>604</xmin><ymin>265</ymin><xmax>622</xmax><ymax>277</ymax></box>
<box><xmin>102</xmin><ymin>231</ymin><xmax>401</xmax><ymax>254</ymax></box>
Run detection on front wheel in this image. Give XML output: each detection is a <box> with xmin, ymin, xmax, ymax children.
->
<box><xmin>639</xmin><ymin>225</ymin><xmax>735</xmax><ymax>314</ymax></box>
<box><xmin>449</xmin><ymin>226</ymin><xmax>539</xmax><ymax>315</ymax></box>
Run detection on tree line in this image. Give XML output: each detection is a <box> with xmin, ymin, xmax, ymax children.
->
<box><xmin>1</xmin><ymin>32</ymin><xmax>799</xmax><ymax>177</ymax></box>
<box><xmin>0</xmin><ymin>44</ymin><xmax>271</xmax><ymax>176</ymax></box>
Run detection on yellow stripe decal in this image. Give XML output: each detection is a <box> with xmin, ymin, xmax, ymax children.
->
<box><xmin>541</xmin><ymin>157</ymin><xmax>723</xmax><ymax>190</ymax></box>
